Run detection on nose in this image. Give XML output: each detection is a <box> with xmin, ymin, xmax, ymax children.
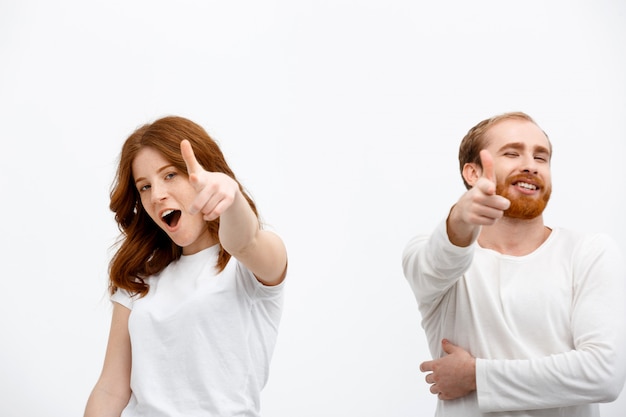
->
<box><xmin>150</xmin><ymin>182</ymin><xmax>168</xmax><ymax>205</ymax></box>
<box><xmin>521</xmin><ymin>154</ymin><xmax>539</xmax><ymax>175</ymax></box>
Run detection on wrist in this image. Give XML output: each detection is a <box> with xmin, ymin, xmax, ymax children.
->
<box><xmin>446</xmin><ymin>205</ymin><xmax>479</xmax><ymax>247</ymax></box>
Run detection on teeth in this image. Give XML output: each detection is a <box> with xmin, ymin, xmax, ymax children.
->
<box><xmin>517</xmin><ymin>182</ymin><xmax>537</xmax><ymax>190</ymax></box>
<box><xmin>162</xmin><ymin>209</ymin><xmax>174</xmax><ymax>218</ymax></box>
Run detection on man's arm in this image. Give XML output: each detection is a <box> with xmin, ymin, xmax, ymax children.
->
<box><xmin>420</xmin><ymin>339</ymin><xmax>476</xmax><ymax>400</ymax></box>
<box><xmin>420</xmin><ymin>234</ymin><xmax>626</xmax><ymax>412</ymax></box>
<box><xmin>447</xmin><ymin>150</ymin><xmax>510</xmax><ymax>247</ymax></box>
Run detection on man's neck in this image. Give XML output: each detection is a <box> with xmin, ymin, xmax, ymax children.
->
<box><xmin>477</xmin><ymin>215</ymin><xmax>551</xmax><ymax>256</ymax></box>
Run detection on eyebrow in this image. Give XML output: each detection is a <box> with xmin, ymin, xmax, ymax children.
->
<box><xmin>134</xmin><ymin>164</ymin><xmax>176</xmax><ymax>185</ymax></box>
<box><xmin>498</xmin><ymin>142</ymin><xmax>551</xmax><ymax>155</ymax></box>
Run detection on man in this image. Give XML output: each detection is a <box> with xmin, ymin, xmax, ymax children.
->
<box><xmin>402</xmin><ymin>112</ymin><xmax>626</xmax><ymax>416</ymax></box>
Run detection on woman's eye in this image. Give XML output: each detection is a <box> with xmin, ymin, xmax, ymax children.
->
<box><xmin>165</xmin><ymin>172</ymin><xmax>177</xmax><ymax>180</ymax></box>
<box><xmin>504</xmin><ymin>152</ymin><xmax>518</xmax><ymax>157</ymax></box>
<box><xmin>139</xmin><ymin>184</ymin><xmax>151</xmax><ymax>192</ymax></box>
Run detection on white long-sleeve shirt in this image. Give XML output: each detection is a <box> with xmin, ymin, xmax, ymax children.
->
<box><xmin>402</xmin><ymin>220</ymin><xmax>626</xmax><ymax>417</ymax></box>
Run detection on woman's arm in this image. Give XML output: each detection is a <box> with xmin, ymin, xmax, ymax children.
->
<box><xmin>181</xmin><ymin>139</ymin><xmax>288</xmax><ymax>286</ymax></box>
<box><xmin>218</xmin><ymin>190</ymin><xmax>287</xmax><ymax>286</ymax></box>
<box><xmin>84</xmin><ymin>302</ymin><xmax>132</xmax><ymax>417</ymax></box>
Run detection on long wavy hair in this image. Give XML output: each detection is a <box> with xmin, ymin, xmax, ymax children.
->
<box><xmin>108</xmin><ymin>116</ymin><xmax>258</xmax><ymax>297</ymax></box>
<box><xmin>458</xmin><ymin>111</ymin><xmax>552</xmax><ymax>190</ymax></box>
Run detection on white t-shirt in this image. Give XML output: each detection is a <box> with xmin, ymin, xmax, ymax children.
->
<box><xmin>402</xmin><ymin>221</ymin><xmax>626</xmax><ymax>417</ymax></box>
<box><xmin>112</xmin><ymin>244</ymin><xmax>285</xmax><ymax>417</ymax></box>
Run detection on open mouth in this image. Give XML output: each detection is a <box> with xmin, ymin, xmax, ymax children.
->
<box><xmin>513</xmin><ymin>181</ymin><xmax>538</xmax><ymax>191</ymax></box>
<box><xmin>161</xmin><ymin>209</ymin><xmax>182</xmax><ymax>227</ymax></box>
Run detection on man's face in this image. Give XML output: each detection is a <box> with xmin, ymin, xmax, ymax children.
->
<box><xmin>483</xmin><ymin>119</ymin><xmax>552</xmax><ymax>220</ymax></box>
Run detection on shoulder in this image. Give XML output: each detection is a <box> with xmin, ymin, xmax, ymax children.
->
<box><xmin>110</xmin><ymin>287</ymin><xmax>142</xmax><ymax>310</ymax></box>
<box><xmin>552</xmin><ymin>227</ymin><xmax>619</xmax><ymax>251</ymax></box>
<box><xmin>550</xmin><ymin>227</ymin><xmax>624</xmax><ymax>267</ymax></box>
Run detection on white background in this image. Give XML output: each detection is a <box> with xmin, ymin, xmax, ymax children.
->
<box><xmin>1</xmin><ymin>1</ymin><xmax>625</xmax><ymax>416</ymax></box>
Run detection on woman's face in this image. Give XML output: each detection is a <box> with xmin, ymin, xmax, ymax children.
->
<box><xmin>132</xmin><ymin>146</ymin><xmax>216</xmax><ymax>255</ymax></box>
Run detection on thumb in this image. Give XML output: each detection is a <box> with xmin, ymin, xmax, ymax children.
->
<box><xmin>479</xmin><ymin>149</ymin><xmax>496</xmax><ymax>183</ymax></box>
<box><xmin>180</xmin><ymin>139</ymin><xmax>204</xmax><ymax>177</ymax></box>
<box><xmin>442</xmin><ymin>339</ymin><xmax>458</xmax><ymax>355</ymax></box>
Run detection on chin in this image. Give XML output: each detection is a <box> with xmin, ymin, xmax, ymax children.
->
<box><xmin>504</xmin><ymin>198</ymin><xmax>550</xmax><ymax>219</ymax></box>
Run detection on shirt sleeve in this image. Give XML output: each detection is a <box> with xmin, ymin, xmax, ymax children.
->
<box><xmin>476</xmin><ymin>233</ymin><xmax>626</xmax><ymax>412</ymax></box>
<box><xmin>236</xmin><ymin>260</ymin><xmax>285</xmax><ymax>301</ymax></box>
<box><xmin>110</xmin><ymin>287</ymin><xmax>135</xmax><ymax>310</ymax></box>
<box><xmin>402</xmin><ymin>219</ymin><xmax>475</xmax><ymax>307</ymax></box>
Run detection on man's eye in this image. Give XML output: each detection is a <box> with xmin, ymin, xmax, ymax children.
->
<box><xmin>535</xmin><ymin>155</ymin><xmax>548</xmax><ymax>162</ymax></box>
<box><xmin>504</xmin><ymin>152</ymin><xmax>518</xmax><ymax>157</ymax></box>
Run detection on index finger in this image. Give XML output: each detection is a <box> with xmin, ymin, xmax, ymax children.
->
<box><xmin>180</xmin><ymin>139</ymin><xmax>203</xmax><ymax>176</ymax></box>
<box><xmin>479</xmin><ymin>149</ymin><xmax>496</xmax><ymax>183</ymax></box>
<box><xmin>420</xmin><ymin>360</ymin><xmax>434</xmax><ymax>373</ymax></box>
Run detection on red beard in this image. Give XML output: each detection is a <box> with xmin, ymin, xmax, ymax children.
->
<box><xmin>496</xmin><ymin>174</ymin><xmax>552</xmax><ymax>220</ymax></box>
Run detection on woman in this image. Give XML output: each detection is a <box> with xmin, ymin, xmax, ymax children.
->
<box><xmin>84</xmin><ymin>116</ymin><xmax>288</xmax><ymax>417</ymax></box>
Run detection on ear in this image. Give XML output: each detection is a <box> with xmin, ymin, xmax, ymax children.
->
<box><xmin>462</xmin><ymin>162</ymin><xmax>481</xmax><ymax>187</ymax></box>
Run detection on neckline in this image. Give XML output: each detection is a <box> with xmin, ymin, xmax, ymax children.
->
<box><xmin>180</xmin><ymin>243</ymin><xmax>221</xmax><ymax>260</ymax></box>
<box><xmin>477</xmin><ymin>227</ymin><xmax>555</xmax><ymax>258</ymax></box>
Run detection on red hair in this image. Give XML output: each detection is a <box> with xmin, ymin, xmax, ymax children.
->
<box><xmin>458</xmin><ymin>111</ymin><xmax>551</xmax><ymax>189</ymax></box>
<box><xmin>108</xmin><ymin>116</ymin><xmax>258</xmax><ymax>296</ymax></box>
